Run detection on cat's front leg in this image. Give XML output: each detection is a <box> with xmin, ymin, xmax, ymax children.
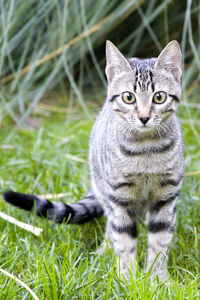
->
<box><xmin>106</xmin><ymin>198</ymin><xmax>137</xmax><ymax>278</ymax></box>
<box><xmin>146</xmin><ymin>192</ymin><xmax>178</xmax><ymax>281</ymax></box>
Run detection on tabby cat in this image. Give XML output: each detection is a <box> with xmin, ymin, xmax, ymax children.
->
<box><xmin>4</xmin><ymin>40</ymin><xmax>184</xmax><ymax>281</ymax></box>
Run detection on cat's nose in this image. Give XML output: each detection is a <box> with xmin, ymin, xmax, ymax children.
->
<box><xmin>139</xmin><ymin>117</ymin><xmax>150</xmax><ymax>125</ymax></box>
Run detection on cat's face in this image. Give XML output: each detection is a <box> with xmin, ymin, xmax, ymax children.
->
<box><xmin>105</xmin><ymin>41</ymin><xmax>182</xmax><ymax>132</ymax></box>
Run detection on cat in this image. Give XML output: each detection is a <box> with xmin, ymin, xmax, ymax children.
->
<box><xmin>3</xmin><ymin>40</ymin><xmax>184</xmax><ymax>281</ymax></box>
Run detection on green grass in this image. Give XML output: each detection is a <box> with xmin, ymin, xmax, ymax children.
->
<box><xmin>0</xmin><ymin>98</ymin><xmax>200</xmax><ymax>299</ymax></box>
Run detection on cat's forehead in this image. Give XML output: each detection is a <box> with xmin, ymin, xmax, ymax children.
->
<box><xmin>109</xmin><ymin>56</ymin><xmax>180</xmax><ymax>97</ymax></box>
<box><xmin>111</xmin><ymin>58</ymin><xmax>157</xmax><ymax>93</ymax></box>
<box><xmin>128</xmin><ymin>58</ymin><xmax>157</xmax><ymax>91</ymax></box>
<box><xmin>128</xmin><ymin>58</ymin><xmax>156</xmax><ymax>70</ymax></box>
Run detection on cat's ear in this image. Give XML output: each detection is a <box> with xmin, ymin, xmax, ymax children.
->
<box><xmin>154</xmin><ymin>40</ymin><xmax>182</xmax><ymax>81</ymax></box>
<box><xmin>105</xmin><ymin>40</ymin><xmax>132</xmax><ymax>82</ymax></box>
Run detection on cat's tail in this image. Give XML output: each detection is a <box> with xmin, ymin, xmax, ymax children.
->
<box><xmin>3</xmin><ymin>191</ymin><xmax>104</xmax><ymax>224</ymax></box>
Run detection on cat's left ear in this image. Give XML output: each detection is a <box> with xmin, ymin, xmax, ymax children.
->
<box><xmin>105</xmin><ymin>40</ymin><xmax>132</xmax><ymax>82</ymax></box>
<box><xmin>154</xmin><ymin>40</ymin><xmax>182</xmax><ymax>81</ymax></box>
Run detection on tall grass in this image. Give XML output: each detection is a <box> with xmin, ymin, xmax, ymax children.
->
<box><xmin>0</xmin><ymin>0</ymin><xmax>200</xmax><ymax>139</ymax></box>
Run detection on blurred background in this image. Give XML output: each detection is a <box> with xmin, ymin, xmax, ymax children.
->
<box><xmin>0</xmin><ymin>0</ymin><xmax>200</xmax><ymax>140</ymax></box>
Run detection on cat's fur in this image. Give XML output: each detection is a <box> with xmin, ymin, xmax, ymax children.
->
<box><xmin>3</xmin><ymin>40</ymin><xmax>184</xmax><ymax>281</ymax></box>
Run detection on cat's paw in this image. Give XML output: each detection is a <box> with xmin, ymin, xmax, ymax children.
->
<box><xmin>145</xmin><ymin>268</ymin><xmax>168</xmax><ymax>283</ymax></box>
<box><xmin>95</xmin><ymin>244</ymin><xmax>106</xmax><ymax>255</ymax></box>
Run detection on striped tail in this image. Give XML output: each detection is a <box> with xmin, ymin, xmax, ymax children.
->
<box><xmin>3</xmin><ymin>191</ymin><xmax>104</xmax><ymax>224</ymax></box>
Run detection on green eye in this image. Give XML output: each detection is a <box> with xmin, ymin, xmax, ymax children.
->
<box><xmin>153</xmin><ymin>91</ymin><xmax>167</xmax><ymax>104</ymax></box>
<box><xmin>122</xmin><ymin>92</ymin><xmax>136</xmax><ymax>104</ymax></box>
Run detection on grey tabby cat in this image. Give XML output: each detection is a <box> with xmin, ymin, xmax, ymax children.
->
<box><xmin>4</xmin><ymin>40</ymin><xmax>184</xmax><ymax>281</ymax></box>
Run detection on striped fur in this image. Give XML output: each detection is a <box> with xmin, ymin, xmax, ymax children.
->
<box><xmin>3</xmin><ymin>191</ymin><xmax>103</xmax><ymax>224</ymax></box>
<box><xmin>3</xmin><ymin>40</ymin><xmax>184</xmax><ymax>282</ymax></box>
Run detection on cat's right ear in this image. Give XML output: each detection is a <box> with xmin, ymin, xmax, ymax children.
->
<box><xmin>154</xmin><ymin>40</ymin><xmax>182</xmax><ymax>81</ymax></box>
<box><xmin>105</xmin><ymin>41</ymin><xmax>132</xmax><ymax>82</ymax></box>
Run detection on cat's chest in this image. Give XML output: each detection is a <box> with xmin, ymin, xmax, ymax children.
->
<box><xmin>109</xmin><ymin>147</ymin><xmax>172</xmax><ymax>176</ymax></box>
<box><xmin>103</xmin><ymin>146</ymin><xmax>180</xmax><ymax>201</ymax></box>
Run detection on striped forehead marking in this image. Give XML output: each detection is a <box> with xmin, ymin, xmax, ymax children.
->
<box><xmin>128</xmin><ymin>58</ymin><xmax>156</xmax><ymax>93</ymax></box>
<box><xmin>133</xmin><ymin>69</ymin><xmax>155</xmax><ymax>92</ymax></box>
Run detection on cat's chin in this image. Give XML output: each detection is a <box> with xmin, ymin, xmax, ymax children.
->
<box><xmin>136</xmin><ymin>126</ymin><xmax>155</xmax><ymax>133</ymax></box>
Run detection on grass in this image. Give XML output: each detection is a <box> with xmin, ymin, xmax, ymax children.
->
<box><xmin>0</xmin><ymin>95</ymin><xmax>200</xmax><ymax>299</ymax></box>
<box><xmin>1</xmin><ymin>0</ymin><xmax>200</xmax><ymax>132</ymax></box>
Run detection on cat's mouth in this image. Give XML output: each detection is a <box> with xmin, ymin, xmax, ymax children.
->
<box><xmin>137</xmin><ymin>125</ymin><xmax>153</xmax><ymax>132</ymax></box>
<box><xmin>127</xmin><ymin>117</ymin><xmax>159</xmax><ymax>132</ymax></box>
<box><xmin>135</xmin><ymin>122</ymin><xmax>160</xmax><ymax>133</ymax></box>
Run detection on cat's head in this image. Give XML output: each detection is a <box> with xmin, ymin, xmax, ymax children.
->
<box><xmin>105</xmin><ymin>40</ymin><xmax>182</xmax><ymax>132</ymax></box>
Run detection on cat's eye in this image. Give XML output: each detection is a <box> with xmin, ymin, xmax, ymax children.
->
<box><xmin>122</xmin><ymin>92</ymin><xmax>136</xmax><ymax>104</ymax></box>
<box><xmin>153</xmin><ymin>91</ymin><xmax>167</xmax><ymax>104</ymax></box>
